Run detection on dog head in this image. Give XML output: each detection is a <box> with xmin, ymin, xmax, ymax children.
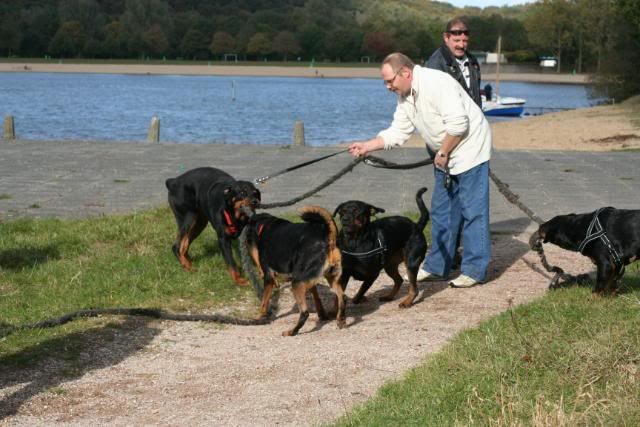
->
<box><xmin>530</xmin><ymin>213</ymin><xmax>583</xmax><ymax>252</ymax></box>
<box><xmin>223</xmin><ymin>181</ymin><xmax>261</xmax><ymax>222</ymax></box>
<box><xmin>333</xmin><ymin>200</ymin><xmax>385</xmax><ymax>236</ymax></box>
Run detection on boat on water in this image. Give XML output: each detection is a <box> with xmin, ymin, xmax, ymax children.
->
<box><xmin>482</xmin><ymin>96</ymin><xmax>526</xmax><ymax>117</ymax></box>
<box><xmin>481</xmin><ymin>35</ymin><xmax>526</xmax><ymax>117</ymax></box>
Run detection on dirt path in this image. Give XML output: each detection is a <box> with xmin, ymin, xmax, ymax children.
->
<box><xmin>1</xmin><ymin>231</ymin><xmax>592</xmax><ymax>426</ymax></box>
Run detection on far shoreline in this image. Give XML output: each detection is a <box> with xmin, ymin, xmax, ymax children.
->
<box><xmin>0</xmin><ymin>62</ymin><xmax>589</xmax><ymax>84</ymax></box>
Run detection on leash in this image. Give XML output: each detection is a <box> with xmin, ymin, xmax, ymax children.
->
<box><xmin>1</xmin><ymin>307</ymin><xmax>271</xmax><ymax>337</ymax></box>
<box><xmin>254</xmin><ymin>148</ymin><xmax>350</xmax><ymax>184</ymax></box>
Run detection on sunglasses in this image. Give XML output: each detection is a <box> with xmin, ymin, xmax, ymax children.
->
<box><xmin>447</xmin><ymin>29</ymin><xmax>469</xmax><ymax>36</ymax></box>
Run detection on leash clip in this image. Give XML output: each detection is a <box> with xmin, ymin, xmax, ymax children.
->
<box><xmin>253</xmin><ymin>176</ymin><xmax>269</xmax><ymax>185</ymax></box>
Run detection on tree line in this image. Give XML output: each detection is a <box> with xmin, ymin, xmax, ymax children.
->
<box><xmin>0</xmin><ymin>0</ymin><xmax>638</xmax><ymax>100</ymax></box>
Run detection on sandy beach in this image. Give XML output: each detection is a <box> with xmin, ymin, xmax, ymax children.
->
<box><xmin>0</xmin><ymin>61</ymin><xmax>589</xmax><ymax>84</ymax></box>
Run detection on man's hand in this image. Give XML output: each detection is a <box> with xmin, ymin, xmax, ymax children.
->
<box><xmin>349</xmin><ymin>142</ymin><xmax>368</xmax><ymax>157</ymax></box>
<box><xmin>349</xmin><ymin>137</ymin><xmax>385</xmax><ymax>157</ymax></box>
<box><xmin>434</xmin><ymin>150</ymin><xmax>449</xmax><ymax>170</ymax></box>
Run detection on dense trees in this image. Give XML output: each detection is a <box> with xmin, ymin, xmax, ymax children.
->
<box><xmin>1</xmin><ymin>0</ymin><xmax>638</xmax><ymax>99</ymax></box>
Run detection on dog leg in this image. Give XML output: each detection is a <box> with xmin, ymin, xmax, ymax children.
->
<box><xmin>309</xmin><ymin>285</ymin><xmax>328</xmax><ymax>320</ymax></box>
<box><xmin>257</xmin><ymin>275</ymin><xmax>276</xmax><ymax>319</ymax></box>
<box><xmin>352</xmin><ymin>278</ymin><xmax>376</xmax><ymax>304</ymax></box>
<box><xmin>327</xmin><ymin>272</ymin><xmax>346</xmax><ymax>329</ymax></box>
<box><xmin>594</xmin><ymin>261</ymin><xmax>616</xmax><ymax>297</ymax></box>
<box><xmin>379</xmin><ymin>263</ymin><xmax>404</xmax><ymax>303</ymax></box>
<box><xmin>175</xmin><ymin>213</ymin><xmax>207</xmax><ymax>271</ymax></box>
<box><xmin>284</xmin><ymin>282</ymin><xmax>311</xmax><ymax>336</ymax></box>
<box><xmin>218</xmin><ymin>235</ymin><xmax>247</xmax><ymax>286</ymax></box>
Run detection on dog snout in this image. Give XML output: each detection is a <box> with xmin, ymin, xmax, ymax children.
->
<box><xmin>529</xmin><ymin>230</ymin><xmax>543</xmax><ymax>251</ymax></box>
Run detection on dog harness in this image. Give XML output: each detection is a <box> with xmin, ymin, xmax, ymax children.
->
<box><xmin>578</xmin><ymin>207</ymin><xmax>625</xmax><ymax>280</ymax></box>
<box><xmin>341</xmin><ymin>229</ymin><xmax>387</xmax><ymax>268</ymax></box>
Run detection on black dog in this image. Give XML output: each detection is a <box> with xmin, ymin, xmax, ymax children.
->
<box><xmin>333</xmin><ymin>188</ymin><xmax>430</xmax><ymax>308</ymax></box>
<box><xmin>166</xmin><ymin>167</ymin><xmax>261</xmax><ymax>286</ymax></box>
<box><xmin>245</xmin><ymin>206</ymin><xmax>345</xmax><ymax>336</ymax></box>
<box><xmin>530</xmin><ymin>207</ymin><xmax>640</xmax><ymax>295</ymax></box>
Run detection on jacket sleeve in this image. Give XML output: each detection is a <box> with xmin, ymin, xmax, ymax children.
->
<box><xmin>377</xmin><ymin>103</ymin><xmax>415</xmax><ymax>149</ymax></box>
<box><xmin>436</xmin><ymin>75</ymin><xmax>469</xmax><ymax>137</ymax></box>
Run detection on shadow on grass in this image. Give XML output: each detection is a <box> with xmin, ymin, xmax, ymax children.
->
<box><xmin>0</xmin><ymin>245</ymin><xmax>60</xmax><ymax>270</ymax></box>
<box><xmin>0</xmin><ymin>317</ymin><xmax>161</xmax><ymax>420</ymax></box>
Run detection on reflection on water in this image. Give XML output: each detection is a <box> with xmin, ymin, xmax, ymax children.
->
<box><xmin>1</xmin><ymin>72</ymin><xmax>599</xmax><ymax>146</ymax></box>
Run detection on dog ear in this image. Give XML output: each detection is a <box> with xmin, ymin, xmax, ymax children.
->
<box><xmin>223</xmin><ymin>186</ymin><xmax>235</xmax><ymax>202</ymax></box>
<box><xmin>333</xmin><ymin>202</ymin><xmax>348</xmax><ymax>217</ymax></box>
<box><xmin>368</xmin><ymin>205</ymin><xmax>385</xmax><ymax>216</ymax></box>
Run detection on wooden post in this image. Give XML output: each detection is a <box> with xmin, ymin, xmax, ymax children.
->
<box><xmin>3</xmin><ymin>116</ymin><xmax>15</xmax><ymax>140</ymax></box>
<box><xmin>293</xmin><ymin>121</ymin><xmax>305</xmax><ymax>146</ymax></box>
<box><xmin>147</xmin><ymin>116</ymin><xmax>160</xmax><ymax>143</ymax></box>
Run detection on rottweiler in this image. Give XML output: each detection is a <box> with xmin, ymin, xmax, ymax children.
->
<box><xmin>166</xmin><ymin>167</ymin><xmax>261</xmax><ymax>285</ymax></box>
<box><xmin>333</xmin><ymin>187</ymin><xmax>430</xmax><ymax>308</ymax></box>
<box><xmin>245</xmin><ymin>206</ymin><xmax>345</xmax><ymax>336</ymax></box>
<box><xmin>530</xmin><ymin>207</ymin><xmax>640</xmax><ymax>295</ymax></box>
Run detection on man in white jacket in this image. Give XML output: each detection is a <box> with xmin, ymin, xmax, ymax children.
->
<box><xmin>349</xmin><ymin>52</ymin><xmax>491</xmax><ymax>288</ymax></box>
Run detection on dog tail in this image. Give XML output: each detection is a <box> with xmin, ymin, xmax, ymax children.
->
<box><xmin>300</xmin><ymin>206</ymin><xmax>338</xmax><ymax>250</ymax></box>
<box><xmin>415</xmin><ymin>187</ymin><xmax>430</xmax><ymax>231</ymax></box>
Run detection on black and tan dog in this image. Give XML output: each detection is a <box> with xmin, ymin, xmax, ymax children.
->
<box><xmin>530</xmin><ymin>207</ymin><xmax>640</xmax><ymax>295</ymax></box>
<box><xmin>166</xmin><ymin>167</ymin><xmax>261</xmax><ymax>285</ymax></box>
<box><xmin>333</xmin><ymin>187</ymin><xmax>430</xmax><ymax>308</ymax></box>
<box><xmin>245</xmin><ymin>206</ymin><xmax>345</xmax><ymax>336</ymax></box>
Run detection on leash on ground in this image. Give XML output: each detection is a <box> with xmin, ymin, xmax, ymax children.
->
<box><xmin>1</xmin><ymin>307</ymin><xmax>271</xmax><ymax>337</ymax></box>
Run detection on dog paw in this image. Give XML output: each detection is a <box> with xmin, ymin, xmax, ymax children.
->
<box><xmin>282</xmin><ymin>329</ymin><xmax>297</xmax><ymax>337</ymax></box>
<box><xmin>336</xmin><ymin>319</ymin><xmax>346</xmax><ymax>329</ymax></box>
<box><xmin>398</xmin><ymin>301</ymin><xmax>413</xmax><ymax>309</ymax></box>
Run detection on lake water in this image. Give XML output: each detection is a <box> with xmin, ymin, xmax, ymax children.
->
<box><xmin>1</xmin><ymin>72</ymin><xmax>601</xmax><ymax>146</ymax></box>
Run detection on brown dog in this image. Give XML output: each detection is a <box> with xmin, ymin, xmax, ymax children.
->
<box><xmin>245</xmin><ymin>206</ymin><xmax>345</xmax><ymax>336</ymax></box>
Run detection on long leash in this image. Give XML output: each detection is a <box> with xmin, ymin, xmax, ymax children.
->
<box><xmin>254</xmin><ymin>148</ymin><xmax>350</xmax><ymax>184</ymax></box>
<box><xmin>1</xmin><ymin>307</ymin><xmax>271</xmax><ymax>337</ymax></box>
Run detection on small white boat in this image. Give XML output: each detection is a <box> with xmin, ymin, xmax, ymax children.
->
<box><xmin>481</xmin><ymin>35</ymin><xmax>526</xmax><ymax>117</ymax></box>
<box><xmin>483</xmin><ymin>96</ymin><xmax>526</xmax><ymax>117</ymax></box>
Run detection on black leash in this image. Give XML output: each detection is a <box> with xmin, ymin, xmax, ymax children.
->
<box><xmin>1</xmin><ymin>307</ymin><xmax>271</xmax><ymax>337</ymax></box>
<box><xmin>254</xmin><ymin>148</ymin><xmax>350</xmax><ymax>184</ymax></box>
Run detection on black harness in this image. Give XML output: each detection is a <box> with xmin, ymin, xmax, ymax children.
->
<box><xmin>578</xmin><ymin>207</ymin><xmax>625</xmax><ymax>281</ymax></box>
<box><xmin>340</xmin><ymin>229</ymin><xmax>387</xmax><ymax>269</ymax></box>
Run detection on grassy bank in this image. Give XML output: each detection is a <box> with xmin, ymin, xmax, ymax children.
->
<box><xmin>0</xmin><ymin>207</ymin><xmax>258</xmax><ymax>365</ymax></box>
<box><xmin>334</xmin><ymin>270</ymin><xmax>640</xmax><ymax>426</ymax></box>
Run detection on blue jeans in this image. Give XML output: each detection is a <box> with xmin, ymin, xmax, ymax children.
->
<box><xmin>422</xmin><ymin>161</ymin><xmax>491</xmax><ymax>282</ymax></box>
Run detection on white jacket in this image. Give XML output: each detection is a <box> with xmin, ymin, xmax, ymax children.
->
<box><xmin>378</xmin><ymin>66</ymin><xmax>492</xmax><ymax>175</ymax></box>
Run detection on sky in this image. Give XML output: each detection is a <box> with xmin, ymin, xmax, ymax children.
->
<box><xmin>444</xmin><ymin>0</ymin><xmax>536</xmax><ymax>8</ymax></box>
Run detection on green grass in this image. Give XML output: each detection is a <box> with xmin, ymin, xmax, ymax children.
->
<box><xmin>334</xmin><ymin>264</ymin><xmax>640</xmax><ymax>426</ymax></box>
<box><xmin>0</xmin><ymin>206</ymin><xmax>258</xmax><ymax>363</ymax></box>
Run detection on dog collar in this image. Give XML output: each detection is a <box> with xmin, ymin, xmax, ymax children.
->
<box><xmin>223</xmin><ymin>209</ymin><xmax>238</xmax><ymax>236</ymax></box>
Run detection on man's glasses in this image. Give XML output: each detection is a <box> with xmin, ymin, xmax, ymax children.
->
<box><xmin>447</xmin><ymin>29</ymin><xmax>469</xmax><ymax>36</ymax></box>
<box><xmin>383</xmin><ymin>69</ymin><xmax>401</xmax><ymax>86</ymax></box>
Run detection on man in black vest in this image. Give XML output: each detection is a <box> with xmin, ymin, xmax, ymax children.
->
<box><xmin>426</xmin><ymin>17</ymin><xmax>482</xmax><ymax>108</ymax></box>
